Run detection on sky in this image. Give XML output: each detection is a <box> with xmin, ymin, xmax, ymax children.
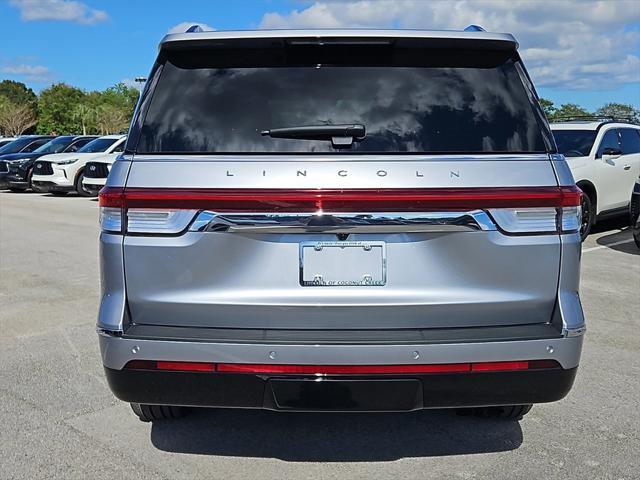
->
<box><xmin>1</xmin><ymin>0</ymin><xmax>639</xmax><ymax>110</ymax></box>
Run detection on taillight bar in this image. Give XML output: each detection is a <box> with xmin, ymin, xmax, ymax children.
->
<box><xmin>100</xmin><ymin>186</ymin><xmax>581</xmax><ymax>212</ymax></box>
<box><xmin>124</xmin><ymin>359</ymin><xmax>561</xmax><ymax>374</ymax></box>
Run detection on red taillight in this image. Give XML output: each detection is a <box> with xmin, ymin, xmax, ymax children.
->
<box><xmin>99</xmin><ymin>186</ymin><xmax>581</xmax><ymax>212</ymax></box>
<box><xmin>123</xmin><ymin>359</ymin><xmax>561</xmax><ymax>374</ymax></box>
<box><xmin>216</xmin><ymin>363</ymin><xmax>471</xmax><ymax>374</ymax></box>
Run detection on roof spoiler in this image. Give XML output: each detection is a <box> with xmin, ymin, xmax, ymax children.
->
<box><xmin>159</xmin><ymin>29</ymin><xmax>518</xmax><ymax>51</ymax></box>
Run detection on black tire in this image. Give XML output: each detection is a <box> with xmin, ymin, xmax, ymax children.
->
<box><xmin>8</xmin><ymin>187</ymin><xmax>24</xmax><ymax>193</ymax></box>
<box><xmin>130</xmin><ymin>403</ymin><xmax>190</xmax><ymax>422</ymax></box>
<box><xmin>457</xmin><ymin>404</ymin><xmax>532</xmax><ymax>420</ymax></box>
<box><xmin>75</xmin><ymin>170</ymin><xmax>95</xmax><ymax>197</ymax></box>
<box><xmin>580</xmin><ymin>192</ymin><xmax>595</xmax><ymax>241</ymax></box>
<box><xmin>50</xmin><ymin>191</ymin><xmax>68</xmax><ymax>196</ymax></box>
<box><xmin>26</xmin><ymin>169</ymin><xmax>34</xmax><ymax>191</ymax></box>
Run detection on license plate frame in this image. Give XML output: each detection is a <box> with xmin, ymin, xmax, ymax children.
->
<box><xmin>299</xmin><ymin>241</ymin><xmax>386</xmax><ymax>287</ymax></box>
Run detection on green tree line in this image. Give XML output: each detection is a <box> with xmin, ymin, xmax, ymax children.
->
<box><xmin>0</xmin><ymin>78</ymin><xmax>638</xmax><ymax>136</ymax></box>
<box><xmin>538</xmin><ymin>98</ymin><xmax>639</xmax><ymax>123</ymax></box>
<box><xmin>0</xmin><ymin>79</ymin><xmax>138</xmax><ymax>136</ymax></box>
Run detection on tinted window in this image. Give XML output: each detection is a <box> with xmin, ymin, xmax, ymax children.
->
<box><xmin>619</xmin><ymin>128</ymin><xmax>640</xmax><ymax>154</ymax></box>
<box><xmin>0</xmin><ymin>139</ymin><xmax>14</xmax><ymax>148</ymax></box>
<box><xmin>136</xmin><ymin>46</ymin><xmax>547</xmax><ymax>154</ymax></box>
<box><xmin>552</xmin><ymin>130</ymin><xmax>597</xmax><ymax>157</ymax></box>
<box><xmin>65</xmin><ymin>137</ymin><xmax>95</xmax><ymax>152</ymax></box>
<box><xmin>0</xmin><ymin>137</ymin><xmax>43</xmax><ymax>154</ymax></box>
<box><xmin>78</xmin><ymin>138</ymin><xmax>117</xmax><ymax>153</ymax></box>
<box><xmin>596</xmin><ymin>129</ymin><xmax>621</xmax><ymax>157</ymax></box>
<box><xmin>112</xmin><ymin>140</ymin><xmax>125</xmax><ymax>153</ymax></box>
<box><xmin>22</xmin><ymin>138</ymin><xmax>50</xmax><ymax>152</ymax></box>
<box><xmin>34</xmin><ymin>136</ymin><xmax>75</xmax><ymax>154</ymax></box>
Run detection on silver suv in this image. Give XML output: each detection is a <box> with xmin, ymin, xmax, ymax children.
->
<box><xmin>98</xmin><ymin>27</ymin><xmax>585</xmax><ymax>422</ymax></box>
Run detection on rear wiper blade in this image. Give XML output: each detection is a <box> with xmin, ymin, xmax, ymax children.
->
<box><xmin>260</xmin><ymin>124</ymin><xmax>366</xmax><ymax>149</ymax></box>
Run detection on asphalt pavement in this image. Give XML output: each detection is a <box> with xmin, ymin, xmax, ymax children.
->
<box><xmin>0</xmin><ymin>191</ymin><xmax>638</xmax><ymax>480</ymax></box>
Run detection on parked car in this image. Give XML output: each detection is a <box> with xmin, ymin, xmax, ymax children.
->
<box><xmin>98</xmin><ymin>27</ymin><xmax>585</xmax><ymax>423</ymax></box>
<box><xmin>2</xmin><ymin>136</ymin><xmax>97</xmax><ymax>192</ymax></box>
<box><xmin>0</xmin><ymin>137</ymin><xmax>18</xmax><ymax>148</ymax></box>
<box><xmin>31</xmin><ymin>135</ymin><xmax>126</xmax><ymax>196</ymax></box>
<box><xmin>82</xmin><ymin>155</ymin><xmax>115</xmax><ymax>195</ymax></box>
<box><xmin>551</xmin><ymin>119</ymin><xmax>640</xmax><ymax>239</ymax></box>
<box><xmin>0</xmin><ymin>136</ymin><xmax>55</xmax><ymax>189</ymax></box>
<box><xmin>630</xmin><ymin>177</ymin><xmax>640</xmax><ymax>248</ymax></box>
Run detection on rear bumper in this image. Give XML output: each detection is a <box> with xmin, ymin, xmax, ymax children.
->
<box><xmin>104</xmin><ymin>364</ymin><xmax>578</xmax><ymax>411</ymax></box>
<box><xmin>99</xmin><ymin>331</ymin><xmax>582</xmax><ymax>409</ymax></box>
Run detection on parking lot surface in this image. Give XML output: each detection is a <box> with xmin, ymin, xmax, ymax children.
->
<box><xmin>1</xmin><ymin>191</ymin><xmax>638</xmax><ymax>480</ymax></box>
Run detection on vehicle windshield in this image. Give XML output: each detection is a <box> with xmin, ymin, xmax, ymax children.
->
<box><xmin>134</xmin><ymin>44</ymin><xmax>548</xmax><ymax>154</ymax></box>
<box><xmin>34</xmin><ymin>136</ymin><xmax>75</xmax><ymax>154</ymax></box>
<box><xmin>552</xmin><ymin>130</ymin><xmax>597</xmax><ymax>157</ymax></box>
<box><xmin>78</xmin><ymin>138</ymin><xmax>118</xmax><ymax>153</ymax></box>
<box><xmin>0</xmin><ymin>137</ymin><xmax>40</xmax><ymax>154</ymax></box>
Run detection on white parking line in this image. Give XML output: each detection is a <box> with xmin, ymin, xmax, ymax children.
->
<box><xmin>582</xmin><ymin>239</ymin><xmax>635</xmax><ymax>253</ymax></box>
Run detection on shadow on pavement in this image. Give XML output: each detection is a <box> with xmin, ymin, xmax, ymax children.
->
<box><xmin>588</xmin><ymin>215</ymin><xmax>638</xmax><ymax>255</ymax></box>
<box><xmin>150</xmin><ymin>408</ymin><xmax>523</xmax><ymax>461</ymax></box>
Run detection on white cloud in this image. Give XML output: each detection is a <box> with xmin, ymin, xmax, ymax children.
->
<box><xmin>167</xmin><ymin>21</ymin><xmax>215</xmax><ymax>34</ymax></box>
<box><xmin>259</xmin><ymin>0</ymin><xmax>640</xmax><ymax>90</ymax></box>
<box><xmin>1</xmin><ymin>64</ymin><xmax>52</xmax><ymax>82</ymax></box>
<box><xmin>9</xmin><ymin>0</ymin><xmax>108</xmax><ymax>24</ymax></box>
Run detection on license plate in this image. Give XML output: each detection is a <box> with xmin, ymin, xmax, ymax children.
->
<box><xmin>299</xmin><ymin>241</ymin><xmax>386</xmax><ymax>286</ymax></box>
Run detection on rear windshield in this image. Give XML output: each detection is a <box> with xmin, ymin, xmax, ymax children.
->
<box><xmin>552</xmin><ymin>130</ymin><xmax>597</xmax><ymax>157</ymax></box>
<box><xmin>134</xmin><ymin>44</ymin><xmax>548</xmax><ymax>154</ymax></box>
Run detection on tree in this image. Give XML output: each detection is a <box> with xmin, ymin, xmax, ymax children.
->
<box><xmin>73</xmin><ymin>104</ymin><xmax>95</xmax><ymax>135</ymax></box>
<box><xmin>95</xmin><ymin>104</ymin><xmax>129</xmax><ymax>134</ymax></box>
<box><xmin>36</xmin><ymin>83</ymin><xmax>86</xmax><ymax>134</ymax></box>
<box><xmin>552</xmin><ymin>103</ymin><xmax>591</xmax><ymax>122</ymax></box>
<box><xmin>0</xmin><ymin>99</ymin><xmax>37</xmax><ymax>135</ymax></box>
<box><xmin>539</xmin><ymin>98</ymin><xmax>557</xmax><ymax>121</ymax></box>
<box><xmin>595</xmin><ymin>103</ymin><xmax>640</xmax><ymax>123</ymax></box>
<box><xmin>0</xmin><ymin>80</ymin><xmax>37</xmax><ymax>110</ymax></box>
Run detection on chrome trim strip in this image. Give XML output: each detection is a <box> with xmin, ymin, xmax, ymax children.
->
<box><xmin>188</xmin><ymin>211</ymin><xmax>496</xmax><ymax>234</ymax></box>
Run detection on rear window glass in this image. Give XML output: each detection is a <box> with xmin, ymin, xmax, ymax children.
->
<box><xmin>135</xmin><ymin>44</ymin><xmax>547</xmax><ymax>154</ymax></box>
<box><xmin>619</xmin><ymin>128</ymin><xmax>640</xmax><ymax>154</ymax></box>
<box><xmin>552</xmin><ymin>130</ymin><xmax>597</xmax><ymax>157</ymax></box>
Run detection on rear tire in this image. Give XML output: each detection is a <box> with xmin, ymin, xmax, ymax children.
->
<box><xmin>457</xmin><ymin>404</ymin><xmax>532</xmax><ymax>420</ymax></box>
<box><xmin>580</xmin><ymin>193</ymin><xmax>595</xmax><ymax>241</ymax></box>
<box><xmin>130</xmin><ymin>403</ymin><xmax>190</xmax><ymax>422</ymax></box>
<box><xmin>50</xmin><ymin>191</ymin><xmax>67</xmax><ymax>196</ymax></box>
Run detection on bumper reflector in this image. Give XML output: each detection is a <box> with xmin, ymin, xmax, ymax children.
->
<box><xmin>124</xmin><ymin>359</ymin><xmax>561</xmax><ymax>374</ymax></box>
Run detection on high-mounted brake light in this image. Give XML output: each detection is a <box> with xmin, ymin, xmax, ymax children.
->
<box><xmin>124</xmin><ymin>359</ymin><xmax>562</xmax><ymax>374</ymax></box>
<box><xmin>99</xmin><ymin>186</ymin><xmax>581</xmax><ymax>235</ymax></box>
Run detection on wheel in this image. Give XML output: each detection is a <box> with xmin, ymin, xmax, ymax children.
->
<box><xmin>8</xmin><ymin>187</ymin><xmax>24</xmax><ymax>193</ymax></box>
<box><xmin>580</xmin><ymin>192</ymin><xmax>595</xmax><ymax>241</ymax></box>
<box><xmin>457</xmin><ymin>404</ymin><xmax>532</xmax><ymax>420</ymax></box>
<box><xmin>50</xmin><ymin>191</ymin><xmax>68</xmax><ymax>196</ymax></box>
<box><xmin>75</xmin><ymin>170</ymin><xmax>95</xmax><ymax>197</ymax></box>
<box><xmin>130</xmin><ymin>403</ymin><xmax>190</xmax><ymax>422</ymax></box>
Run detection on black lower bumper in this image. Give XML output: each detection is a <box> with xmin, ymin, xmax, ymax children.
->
<box><xmin>104</xmin><ymin>367</ymin><xmax>577</xmax><ymax>411</ymax></box>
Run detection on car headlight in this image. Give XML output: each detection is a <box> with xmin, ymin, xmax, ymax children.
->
<box><xmin>57</xmin><ymin>159</ymin><xmax>78</xmax><ymax>165</ymax></box>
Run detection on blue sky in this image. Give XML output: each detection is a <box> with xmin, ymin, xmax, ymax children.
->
<box><xmin>1</xmin><ymin>0</ymin><xmax>639</xmax><ymax>110</ymax></box>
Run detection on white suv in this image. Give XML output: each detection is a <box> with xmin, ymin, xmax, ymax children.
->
<box><xmin>31</xmin><ymin>135</ymin><xmax>126</xmax><ymax>196</ymax></box>
<box><xmin>551</xmin><ymin>120</ymin><xmax>640</xmax><ymax>238</ymax></box>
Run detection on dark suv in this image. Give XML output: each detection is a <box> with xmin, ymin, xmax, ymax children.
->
<box><xmin>2</xmin><ymin>135</ymin><xmax>97</xmax><ymax>192</ymax></box>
